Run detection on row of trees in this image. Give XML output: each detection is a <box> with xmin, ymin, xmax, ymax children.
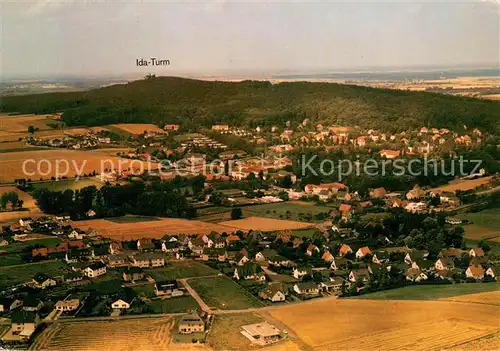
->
<box><xmin>0</xmin><ymin>191</ymin><xmax>23</xmax><ymax>210</ymax></box>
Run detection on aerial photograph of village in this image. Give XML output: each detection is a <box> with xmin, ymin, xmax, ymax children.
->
<box><xmin>0</xmin><ymin>0</ymin><xmax>499</xmax><ymax>350</ymax></box>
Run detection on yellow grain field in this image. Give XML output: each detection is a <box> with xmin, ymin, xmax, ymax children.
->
<box><xmin>31</xmin><ymin>318</ymin><xmax>174</xmax><ymax>351</ymax></box>
<box><xmin>269</xmin><ymin>297</ymin><xmax>500</xmax><ymax>350</ymax></box>
<box><xmin>111</xmin><ymin>123</ymin><xmax>165</xmax><ymax>135</ymax></box>
<box><xmin>429</xmin><ymin>176</ymin><xmax>493</xmax><ymax>193</ymax></box>
<box><xmin>218</xmin><ymin>216</ymin><xmax>314</xmax><ymax>231</ymax></box>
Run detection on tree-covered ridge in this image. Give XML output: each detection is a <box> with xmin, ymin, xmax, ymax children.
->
<box><xmin>1</xmin><ymin>76</ymin><xmax>499</xmax><ymax>133</ymax></box>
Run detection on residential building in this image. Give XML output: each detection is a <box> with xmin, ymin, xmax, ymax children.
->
<box><xmin>55</xmin><ymin>299</ymin><xmax>80</xmax><ymax>312</ymax></box>
<box><xmin>178</xmin><ymin>313</ymin><xmax>205</xmax><ymax>334</ymax></box>
<box><xmin>83</xmin><ymin>262</ymin><xmax>107</xmax><ymax>278</ymax></box>
<box><xmin>241</xmin><ymin>322</ymin><xmax>282</xmax><ymax>346</ymax></box>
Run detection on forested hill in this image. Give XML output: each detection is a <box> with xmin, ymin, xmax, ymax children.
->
<box><xmin>1</xmin><ymin>76</ymin><xmax>499</xmax><ymax>133</ymax></box>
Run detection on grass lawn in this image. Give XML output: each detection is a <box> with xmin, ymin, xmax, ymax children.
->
<box><xmin>352</xmin><ymin>283</ymin><xmax>499</xmax><ymax>300</ymax></box>
<box><xmin>189</xmin><ymin>276</ymin><xmax>264</xmax><ymax>310</ymax></box>
<box><xmin>107</xmin><ymin>215</ymin><xmax>159</xmax><ymax>223</ymax></box>
<box><xmin>0</xmin><ymin>253</ymin><xmax>25</xmax><ymax>266</ymax></box>
<box><xmin>84</xmin><ymin>271</ymin><xmax>123</xmax><ymax>294</ymax></box>
<box><xmin>207</xmin><ymin>313</ymin><xmax>264</xmax><ymax>350</ymax></box>
<box><xmin>461</xmin><ymin>208</ymin><xmax>500</xmax><ymax>241</ymax></box>
<box><xmin>0</xmin><ymin>260</ymin><xmax>68</xmax><ymax>289</ymax></box>
<box><xmin>292</xmin><ymin>228</ymin><xmax>319</xmax><ymax>238</ymax></box>
<box><xmin>131</xmin><ymin>284</ymin><xmax>155</xmax><ymax>298</ymax></box>
<box><xmin>243</xmin><ymin>202</ymin><xmax>331</xmax><ymax>222</ymax></box>
<box><xmin>3</xmin><ymin>237</ymin><xmax>62</xmax><ymax>254</ymax></box>
<box><xmin>146</xmin><ymin>261</ymin><xmax>217</xmax><ymax>281</ymax></box>
<box><xmin>30</xmin><ymin>178</ymin><xmax>104</xmax><ymax>192</ymax></box>
<box><xmin>147</xmin><ymin>296</ymin><xmax>200</xmax><ymax>313</ymax></box>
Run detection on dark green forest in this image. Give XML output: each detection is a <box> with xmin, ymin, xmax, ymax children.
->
<box><xmin>1</xmin><ymin>77</ymin><xmax>499</xmax><ymax>133</ymax></box>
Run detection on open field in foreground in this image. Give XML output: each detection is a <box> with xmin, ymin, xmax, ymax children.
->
<box><xmin>429</xmin><ymin>176</ymin><xmax>493</xmax><ymax>193</ymax></box>
<box><xmin>441</xmin><ymin>290</ymin><xmax>500</xmax><ymax>305</ymax></box>
<box><xmin>461</xmin><ymin>208</ymin><xmax>500</xmax><ymax>242</ymax></box>
<box><xmin>0</xmin><ymin>149</ymin><xmax>157</xmax><ymax>183</ymax></box>
<box><xmin>72</xmin><ymin>217</ymin><xmax>235</xmax><ymax>239</ymax></box>
<box><xmin>30</xmin><ymin>318</ymin><xmax>175</xmax><ymax>351</ymax></box>
<box><xmin>352</xmin><ymin>283</ymin><xmax>499</xmax><ymax>300</ymax></box>
<box><xmin>270</xmin><ymin>292</ymin><xmax>500</xmax><ymax>350</ymax></box>
<box><xmin>189</xmin><ymin>276</ymin><xmax>265</xmax><ymax>310</ymax></box>
<box><xmin>218</xmin><ymin>216</ymin><xmax>314</xmax><ymax>231</ymax></box>
<box><xmin>111</xmin><ymin>123</ymin><xmax>165</xmax><ymax>135</ymax></box>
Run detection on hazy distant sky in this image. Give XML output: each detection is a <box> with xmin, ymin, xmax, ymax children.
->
<box><xmin>2</xmin><ymin>0</ymin><xmax>499</xmax><ymax>77</ymax></box>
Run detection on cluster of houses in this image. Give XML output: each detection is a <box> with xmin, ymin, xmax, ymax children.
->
<box><xmin>26</xmin><ymin>131</ymin><xmax>113</xmax><ymax>150</ymax></box>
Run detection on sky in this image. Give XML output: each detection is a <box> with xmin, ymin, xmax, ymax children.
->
<box><xmin>2</xmin><ymin>0</ymin><xmax>499</xmax><ymax>78</ymax></box>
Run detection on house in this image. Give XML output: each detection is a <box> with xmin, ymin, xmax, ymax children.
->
<box><xmin>202</xmin><ymin>247</ymin><xmax>228</xmax><ymax>261</ymax></box>
<box><xmin>9</xmin><ymin>310</ymin><xmax>40</xmax><ymax>340</ymax></box>
<box><xmin>259</xmin><ymin>283</ymin><xmax>286</xmax><ymax>302</ymax></box>
<box><xmin>137</xmin><ymin>238</ymin><xmax>155</xmax><ymax>251</ymax></box>
<box><xmin>255</xmin><ymin>249</ymin><xmax>277</xmax><ymax>262</ymax></box>
<box><xmin>321</xmin><ymin>251</ymin><xmax>334</xmax><ymax>262</ymax></box>
<box><xmin>405</xmin><ymin>268</ymin><xmax>428</xmax><ymax>282</ymax></box>
<box><xmin>241</xmin><ymin>322</ymin><xmax>282</xmax><ymax>346</ymax></box>
<box><xmin>108</xmin><ymin>254</ymin><xmax>129</xmax><ymax>267</ymax></box>
<box><xmin>234</xmin><ymin>263</ymin><xmax>266</xmax><ymax>281</ymax></box>
<box><xmin>485</xmin><ymin>265</ymin><xmax>500</xmax><ymax>280</ymax></box>
<box><xmin>68</xmin><ymin>229</ymin><xmax>85</xmax><ymax>240</ymax></box>
<box><xmin>226</xmin><ymin>234</ymin><xmax>241</xmax><ymax>246</ymax></box>
<box><xmin>214</xmin><ymin>237</ymin><xmax>226</xmax><ymax>249</ymax></box>
<box><xmin>349</xmin><ymin>268</ymin><xmax>370</xmax><ymax>282</ymax></box>
<box><xmin>406</xmin><ymin>185</ymin><xmax>425</xmax><ymax>200</ymax></box>
<box><xmin>0</xmin><ymin>298</ymin><xmax>23</xmax><ymax>313</ymax></box>
<box><xmin>154</xmin><ymin>280</ymin><xmax>184</xmax><ymax>297</ymax></box>
<box><xmin>293</xmin><ymin>267</ymin><xmax>312</xmax><ymax>279</ymax></box>
<box><xmin>355</xmin><ymin>246</ymin><xmax>372</xmax><ymax>259</ymax></box>
<box><xmin>22</xmin><ymin>297</ymin><xmax>43</xmax><ymax>312</ymax></box>
<box><xmin>164</xmin><ymin>124</ymin><xmax>180</xmax><ymax>131</ymax></box>
<box><xmin>306</xmin><ymin>244</ymin><xmax>320</xmax><ymax>256</ymax></box>
<box><xmin>445</xmin><ymin>217</ymin><xmax>463</xmax><ymax>225</ymax></box>
<box><xmin>330</xmin><ymin>257</ymin><xmax>348</xmax><ymax>271</ymax></box>
<box><xmin>435</xmin><ymin>269</ymin><xmax>455</xmax><ymax>281</ymax></box>
<box><xmin>55</xmin><ymin>299</ymin><xmax>80</xmax><ymax>312</ymax></box>
<box><xmin>439</xmin><ymin>248</ymin><xmax>464</xmax><ymax>259</ymax></box>
<box><xmin>83</xmin><ymin>262</ymin><xmax>107</xmax><ymax>278</ymax></box>
<box><xmin>32</xmin><ymin>273</ymin><xmax>57</xmax><ymax>289</ymax></box>
<box><xmin>86</xmin><ymin>209</ymin><xmax>96</xmax><ymax>218</ymax></box>
<box><xmin>465</xmin><ymin>264</ymin><xmax>485</xmax><ymax>279</ymax></box>
<box><xmin>109</xmin><ymin>241</ymin><xmax>123</xmax><ymax>255</ymax></box>
<box><xmin>469</xmin><ymin>247</ymin><xmax>485</xmax><ymax>258</ymax></box>
<box><xmin>232</xmin><ymin>252</ymin><xmax>249</xmax><ymax>266</ymax></box>
<box><xmin>0</xmin><ymin>237</ymin><xmax>8</xmax><ymax>246</ymax></box>
<box><xmin>132</xmin><ymin>253</ymin><xmax>165</xmax><ymax>268</ymax></box>
<box><xmin>372</xmin><ymin>251</ymin><xmax>389</xmax><ymax>265</ymax></box>
<box><xmin>379</xmin><ymin>149</ymin><xmax>400</xmax><ymax>159</ymax></box>
<box><xmin>338</xmin><ymin>204</ymin><xmax>353</xmax><ymax>221</ymax></box>
<box><xmin>304</xmin><ymin>182</ymin><xmax>345</xmax><ymax>195</ymax></box>
<box><xmin>111</xmin><ymin>298</ymin><xmax>130</xmax><ymax>310</ymax></box>
<box><xmin>267</xmin><ymin>255</ymin><xmax>294</xmax><ymax>268</ymax></box>
<box><xmin>411</xmin><ymin>259</ymin><xmax>434</xmax><ymax>272</ymax></box>
<box><xmin>178</xmin><ymin>313</ymin><xmax>205</xmax><ymax>334</ymax></box>
<box><xmin>338</xmin><ymin>244</ymin><xmax>353</xmax><ymax>257</ymax></box>
<box><xmin>369</xmin><ymin>187</ymin><xmax>386</xmax><ymax>199</ymax></box>
<box><xmin>321</xmin><ymin>277</ymin><xmax>345</xmax><ymax>292</ymax></box>
<box><xmin>64</xmin><ymin>271</ymin><xmax>84</xmax><ymax>283</ymax></box>
<box><xmin>435</xmin><ymin>258</ymin><xmax>455</xmax><ymax>271</ymax></box>
<box><xmin>404</xmin><ymin>250</ymin><xmax>429</xmax><ymax>264</ymax></box>
<box><xmin>293</xmin><ymin>282</ymin><xmax>320</xmax><ymax>296</ymax></box>
<box><xmin>122</xmin><ymin>266</ymin><xmax>145</xmax><ymax>282</ymax></box>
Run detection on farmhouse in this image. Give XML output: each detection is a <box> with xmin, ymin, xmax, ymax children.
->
<box><xmin>259</xmin><ymin>283</ymin><xmax>286</xmax><ymax>302</ymax></box>
<box><xmin>154</xmin><ymin>280</ymin><xmax>184</xmax><ymax>297</ymax></box>
<box><xmin>111</xmin><ymin>298</ymin><xmax>131</xmax><ymax>310</ymax></box>
<box><xmin>356</xmin><ymin>246</ymin><xmax>372</xmax><ymax>259</ymax></box>
<box><xmin>8</xmin><ymin>310</ymin><xmax>40</xmax><ymax>340</ymax></box>
<box><xmin>405</xmin><ymin>268</ymin><xmax>428</xmax><ymax>282</ymax></box>
<box><xmin>465</xmin><ymin>265</ymin><xmax>485</xmax><ymax>280</ymax></box>
<box><xmin>293</xmin><ymin>282</ymin><xmax>320</xmax><ymax>296</ymax></box>
<box><xmin>32</xmin><ymin>274</ymin><xmax>57</xmax><ymax>289</ymax></box>
<box><xmin>55</xmin><ymin>299</ymin><xmax>80</xmax><ymax>312</ymax></box>
<box><xmin>178</xmin><ymin>313</ymin><xmax>205</xmax><ymax>334</ymax></box>
<box><xmin>349</xmin><ymin>268</ymin><xmax>370</xmax><ymax>282</ymax></box>
<box><xmin>83</xmin><ymin>262</ymin><xmax>107</xmax><ymax>278</ymax></box>
<box><xmin>469</xmin><ymin>247</ymin><xmax>485</xmax><ymax>258</ymax></box>
<box><xmin>435</xmin><ymin>258</ymin><xmax>455</xmax><ymax>271</ymax></box>
<box><xmin>241</xmin><ymin>322</ymin><xmax>282</xmax><ymax>346</ymax></box>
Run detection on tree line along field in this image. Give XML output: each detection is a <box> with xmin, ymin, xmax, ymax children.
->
<box><xmin>188</xmin><ymin>276</ymin><xmax>265</xmax><ymax>310</ymax></box>
<box><xmin>269</xmin><ymin>292</ymin><xmax>500</xmax><ymax>351</ymax></box>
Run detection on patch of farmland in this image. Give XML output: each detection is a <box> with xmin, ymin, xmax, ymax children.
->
<box><xmin>0</xmin><ymin>113</ymin><xmax>57</xmax><ymax>133</ymax></box>
<box><xmin>440</xmin><ymin>290</ymin><xmax>500</xmax><ymax>305</ymax></box>
<box><xmin>29</xmin><ymin>178</ymin><xmax>104</xmax><ymax>192</ymax></box>
<box><xmin>243</xmin><ymin>202</ymin><xmax>331</xmax><ymax>222</ymax></box>
<box><xmin>207</xmin><ymin>313</ymin><xmax>264</xmax><ymax>350</ymax></box>
<box><xmin>111</xmin><ymin>123</ymin><xmax>165</xmax><ymax>135</ymax></box>
<box><xmin>188</xmin><ymin>276</ymin><xmax>265</xmax><ymax>310</ymax></box>
<box><xmin>429</xmin><ymin>176</ymin><xmax>493</xmax><ymax>193</ymax></box>
<box><xmin>0</xmin><ymin>149</ymin><xmax>158</xmax><ymax>183</ymax></box>
<box><xmin>0</xmin><ymin>186</ymin><xmax>37</xmax><ymax>209</ymax></box>
<box><xmin>0</xmin><ymin>260</ymin><xmax>67</xmax><ymax>289</ymax></box>
<box><xmin>218</xmin><ymin>216</ymin><xmax>314</xmax><ymax>231</ymax></box>
<box><xmin>461</xmin><ymin>208</ymin><xmax>500</xmax><ymax>241</ymax></box>
<box><xmin>72</xmin><ymin>217</ymin><xmax>235</xmax><ymax>239</ymax></box>
<box><xmin>269</xmin><ymin>297</ymin><xmax>500</xmax><ymax>350</ymax></box>
<box><xmin>31</xmin><ymin>318</ymin><xmax>174</xmax><ymax>351</ymax></box>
